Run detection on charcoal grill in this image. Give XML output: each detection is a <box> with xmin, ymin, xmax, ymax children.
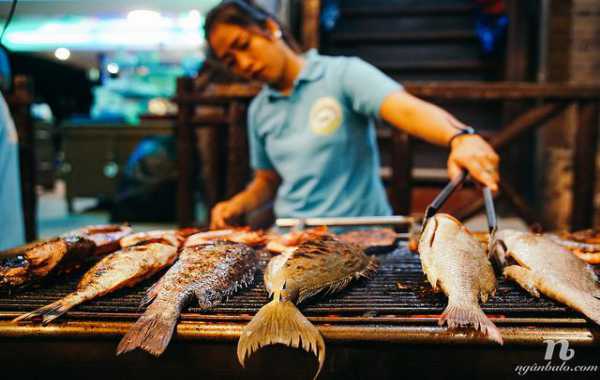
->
<box><xmin>1</xmin><ymin>244</ymin><xmax>599</xmax><ymax>380</ymax></box>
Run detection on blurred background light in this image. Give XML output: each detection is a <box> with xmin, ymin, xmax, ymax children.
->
<box><xmin>106</xmin><ymin>62</ymin><xmax>119</xmax><ymax>74</ymax></box>
<box><xmin>54</xmin><ymin>47</ymin><xmax>70</xmax><ymax>60</ymax></box>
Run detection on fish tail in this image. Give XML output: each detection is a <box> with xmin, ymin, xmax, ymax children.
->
<box><xmin>440</xmin><ymin>299</ymin><xmax>503</xmax><ymax>345</ymax></box>
<box><xmin>13</xmin><ymin>293</ymin><xmax>84</xmax><ymax>324</ymax></box>
<box><xmin>116</xmin><ymin>304</ymin><xmax>178</xmax><ymax>357</ymax></box>
<box><xmin>237</xmin><ymin>299</ymin><xmax>325</xmax><ymax>380</ymax></box>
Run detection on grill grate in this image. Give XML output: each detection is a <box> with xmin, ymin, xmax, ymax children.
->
<box><xmin>0</xmin><ymin>245</ymin><xmax>577</xmax><ymax>321</ymax></box>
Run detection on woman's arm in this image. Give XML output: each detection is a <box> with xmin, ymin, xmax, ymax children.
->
<box><xmin>210</xmin><ymin>169</ymin><xmax>281</xmax><ymax>229</ymax></box>
<box><xmin>380</xmin><ymin>90</ymin><xmax>500</xmax><ymax>191</ymax></box>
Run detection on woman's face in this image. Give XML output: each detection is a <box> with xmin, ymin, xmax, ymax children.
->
<box><xmin>209</xmin><ymin>21</ymin><xmax>286</xmax><ymax>85</ymax></box>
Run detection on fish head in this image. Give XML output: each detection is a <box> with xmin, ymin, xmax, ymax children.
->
<box><xmin>491</xmin><ymin>229</ymin><xmax>528</xmax><ymax>269</ymax></box>
<box><xmin>418</xmin><ymin>213</ymin><xmax>462</xmax><ymax>251</ymax></box>
<box><xmin>0</xmin><ymin>255</ymin><xmax>30</xmax><ymax>288</ymax></box>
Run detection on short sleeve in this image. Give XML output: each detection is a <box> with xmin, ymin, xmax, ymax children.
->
<box><xmin>341</xmin><ymin>57</ymin><xmax>403</xmax><ymax>118</ymax></box>
<box><xmin>247</xmin><ymin>97</ymin><xmax>274</xmax><ymax>170</ymax></box>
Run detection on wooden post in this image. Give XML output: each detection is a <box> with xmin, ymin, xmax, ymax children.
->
<box><xmin>301</xmin><ymin>0</ymin><xmax>320</xmax><ymax>51</ymax></box>
<box><xmin>390</xmin><ymin>129</ymin><xmax>412</xmax><ymax>215</ymax></box>
<box><xmin>226</xmin><ymin>101</ymin><xmax>249</xmax><ymax>198</ymax></box>
<box><xmin>571</xmin><ymin>101</ymin><xmax>599</xmax><ymax>230</ymax></box>
<box><xmin>504</xmin><ymin>0</ymin><xmax>535</xmax><ymax>200</ymax></box>
<box><xmin>176</xmin><ymin>77</ymin><xmax>196</xmax><ymax>227</ymax></box>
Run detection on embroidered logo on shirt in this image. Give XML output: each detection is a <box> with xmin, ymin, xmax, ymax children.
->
<box><xmin>309</xmin><ymin>97</ymin><xmax>342</xmax><ymax>136</ymax></box>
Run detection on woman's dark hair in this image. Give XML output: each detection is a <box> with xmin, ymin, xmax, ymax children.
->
<box><xmin>204</xmin><ymin>0</ymin><xmax>301</xmax><ymax>55</ymax></box>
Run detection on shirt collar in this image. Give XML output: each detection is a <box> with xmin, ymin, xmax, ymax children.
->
<box><xmin>265</xmin><ymin>49</ymin><xmax>324</xmax><ymax>100</ymax></box>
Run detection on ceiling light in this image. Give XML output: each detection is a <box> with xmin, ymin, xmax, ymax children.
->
<box><xmin>54</xmin><ymin>47</ymin><xmax>70</xmax><ymax>60</ymax></box>
<box><xmin>106</xmin><ymin>62</ymin><xmax>119</xmax><ymax>74</ymax></box>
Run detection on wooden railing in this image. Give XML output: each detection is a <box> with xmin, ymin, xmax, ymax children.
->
<box><xmin>174</xmin><ymin>80</ymin><xmax>600</xmax><ymax>230</ymax></box>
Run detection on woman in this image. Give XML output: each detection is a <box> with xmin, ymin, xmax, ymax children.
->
<box><xmin>205</xmin><ymin>0</ymin><xmax>499</xmax><ymax>229</ymax></box>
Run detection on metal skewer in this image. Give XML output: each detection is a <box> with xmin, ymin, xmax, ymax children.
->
<box><xmin>276</xmin><ymin>215</ymin><xmax>414</xmax><ymax>228</ymax></box>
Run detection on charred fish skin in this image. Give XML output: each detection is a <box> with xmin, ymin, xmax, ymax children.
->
<box><xmin>495</xmin><ymin>230</ymin><xmax>600</xmax><ymax>325</ymax></box>
<box><xmin>116</xmin><ymin>241</ymin><xmax>257</xmax><ymax>357</ymax></box>
<box><xmin>238</xmin><ymin>236</ymin><xmax>378</xmax><ymax>380</ymax></box>
<box><xmin>0</xmin><ymin>224</ymin><xmax>132</xmax><ymax>290</ymax></box>
<box><xmin>0</xmin><ymin>236</ymin><xmax>96</xmax><ymax>289</ymax></box>
<box><xmin>418</xmin><ymin>214</ymin><xmax>502</xmax><ymax>345</ymax></box>
<box><xmin>12</xmin><ymin>243</ymin><xmax>178</xmax><ymax>325</ymax></box>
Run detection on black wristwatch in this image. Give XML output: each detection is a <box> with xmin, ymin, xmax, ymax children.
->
<box><xmin>449</xmin><ymin>126</ymin><xmax>477</xmax><ymax>147</ymax></box>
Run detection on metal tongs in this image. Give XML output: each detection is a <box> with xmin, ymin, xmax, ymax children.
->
<box><xmin>419</xmin><ymin>170</ymin><xmax>498</xmax><ymax>254</ymax></box>
<box><xmin>419</xmin><ymin>170</ymin><xmax>468</xmax><ymax>236</ymax></box>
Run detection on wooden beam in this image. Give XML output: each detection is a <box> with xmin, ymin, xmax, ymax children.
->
<box><xmin>491</xmin><ymin>103</ymin><xmax>567</xmax><ymax>149</ymax></box>
<box><xmin>332</xmin><ymin>31</ymin><xmax>476</xmax><ymax>44</ymax></box>
<box><xmin>173</xmin><ymin>82</ymin><xmax>600</xmax><ymax>104</ymax></box>
<box><xmin>571</xmin><ymin>101</ymin><xmax>599</xmax><ymax>230</ymax></box>
<box><xmin>341</xmin><ymin>5</ymin><xmax>475</xmax><ymax>17</ymax></box>
<box><xmin>403</xmin><ymin>82</ymin><xmax>600</xmax><ymax>100</ymax></box>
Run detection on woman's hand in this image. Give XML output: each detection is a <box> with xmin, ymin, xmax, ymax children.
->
<box><xmin>210</xmin><ymin>199</ymin><xmax>247</xmax><ymax>229</ymax></box>
<box><xmin>448</xmin><ymin>134</ymin><xmax>500</xmax><ymax>191</ymax></box>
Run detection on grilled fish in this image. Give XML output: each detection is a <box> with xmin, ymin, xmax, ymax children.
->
<box><xmin>418</xmin><ymin>214</ymin><xmax>502</xmax><ymax>344</ymax></box>
<box><xmin>494</xmin><ymin>230</ymin><xmax>600</xmax><ymax>324</ymax></box>
<box><xmin>0</xmin><ymin>224</ymin><xmax>131</xmax><ymax>288</ymax></box>
<box><xmin>120</xmin><ymin>230</ymin><xmax>183</xmax><ymax>249</ymax></box>
<box><xmin>184</xmin><ymin>228</ymin><xmax>266</xmax><ymax>248</ymax></box>
<box><xmin>0</xmin><ymin>225</ymin><xmax>131</xmax><ymax>287</ymax></box>
<box><xmin>237</xmin><ymin>235</ymin><xmax>378</xmax><ymax>379</ymax></box>
<box><xmin>63</xmin><ymin>224</ymin><xmax>133</xmax><ymax>255</ymax></box>
<box><xmin>265</xmin><ymin>226</ymin><xmax>330</xmax><ymax>254</ymax></box>
<box><xmin>13</xmin><ymin>242</ymin><xmax>178</xmax><ymax>324</ymax></box>
<box><xmin>117</xmin><ymin>240</ymin><xmax>257</xmax><ymax>356</ymax></box>
<box><xmin>337</xmin><ymin>228</ymin><xmax>398</xmax><ymax>249</ymax></box>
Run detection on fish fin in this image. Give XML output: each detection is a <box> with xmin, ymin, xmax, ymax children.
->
<box><xmin>13</xmin><ymin>293</ymin><xmax>84</xmax><ymax>324</ymax></box>
<box><xmin>503</xmin><ymin>265</ymin><xmax>540</xmax><ymax>298</ymax></box>
<box><xmin>440</xmin><ymin>299</ymin><xmax>503</xmax><ymax>345</ymax></box>
<box><xmin>237</xmin><ymin>299</ymin><xmax>325</xmax><ymax>380</ymax></box>
<box><xmin>116</xmin><ymin>305</ymin><xmax>179</xmax><ymax>357</ymax></box>
<box><xmin>139</xmin><ymin>280</ymin><xmax>164</xmax><ymax>308</ymax></box>
<box><xmin>195</xmin><ymin>266</ymin><xmax>256</xmax><ymax>308</ymax></box>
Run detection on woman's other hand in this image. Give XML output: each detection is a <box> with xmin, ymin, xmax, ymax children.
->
<box><xmin>448</xmin><ymin>134</ymin><xmax>500</xmax><ymax>191</ymax></box>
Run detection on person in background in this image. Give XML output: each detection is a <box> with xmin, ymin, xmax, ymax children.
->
<box><xmin>0</xmin><ymin>46</ymin><xmax>25</xmax><ymax>249</ymax></box>
<box><xmin>205</xmin><ymin>0</ymin><xmax>500</xmax><ymax>229</ymax></box>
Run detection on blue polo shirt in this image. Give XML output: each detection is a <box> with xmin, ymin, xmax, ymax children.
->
<box><xmin>248</xmin><ymin>50</ymin><xmax>402</xmax><ymax>219</ymax></box>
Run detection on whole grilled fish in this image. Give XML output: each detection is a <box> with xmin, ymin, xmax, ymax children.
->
<box><xmin>184</xmin><ymin>228</ymin><xmax>266</xmax><ymax>248</ymax></box>
<box><xmin>120</xmin><ymin>230</ymin><xmax>183</xmax><ymax>249</ymax></box>
<box><xmin>0</xmin><ymin>224</ymin><xmax>132</xmax><ymax>289</ymax></box>
<box><xmin>237</xmin><ymin>235</ymin><xmax>378</xmax><ymax>379</ymax></box>
<box><xmin>418</xmin><ymin>214</ymin><xmax>502</xmax><ymax>344</ymax></box>
<box><xmin>13</xmin><ymin>242</ymin><xmax>178</xmax><ymax>324</ymax></box>
<box><xmin>117</xmin><ymin>240</ymin><xmax>257</xmax><ymax>356</ymax></box>
<box><xmin>494</xmin><ymin>230</ymin><xmax>600</xmax><ymax>324</ymax></box>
